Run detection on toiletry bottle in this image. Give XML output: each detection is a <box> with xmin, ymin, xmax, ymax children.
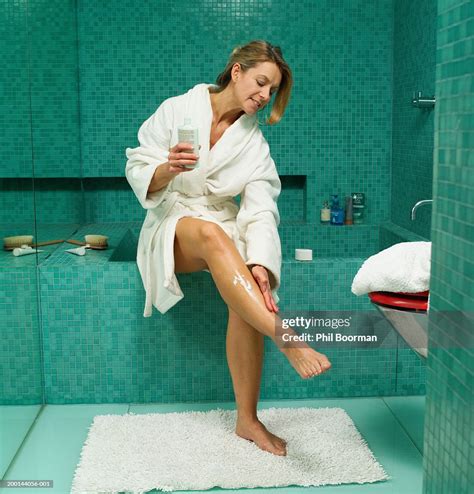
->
<box><xmin>336</xmin><ymin>205</ymin><xmax>345</xmax><ymax>225</ymax></box>
<box><xmin>330</xmin><ymin>195</ymin><xmax>339</xmax><ymax>225</ymax></box>
<box><xmin>344</xmin><ymin>196</ymin><xmax>353</xmax><ymax>225</ymax></box>
<box><xmin>177</xmin><ymin>118</ymin><xmax>199</xmax><ymax>169</ymax></box>
<box><xmin>331</xmin><ymin>194</ymin><xmax>346</xmax><ymax>225</ymax></box>
<box><xmin>352</xmin><ymin>192</ymin><xmax>365</xmax><ymax>224</ymax></box>
<box><xmin>320</xmin><ymin>200</ymin><xmax>330</xmax><ymax>223</ymax></box>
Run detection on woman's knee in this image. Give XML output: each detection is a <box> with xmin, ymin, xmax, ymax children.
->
<box><xmin>198</xmin><ymin>221</ymin><xmax>230</xmax><ymax>250</ymax></box>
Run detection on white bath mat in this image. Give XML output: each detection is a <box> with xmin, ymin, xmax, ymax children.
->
<box><xmin>71</xmin><ymin>407</ymin><xmax>389</xmax><ymax>493</ymax></box>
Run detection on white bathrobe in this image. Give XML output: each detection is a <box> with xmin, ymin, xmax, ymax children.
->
<box><xmin>125</xmin><ymin>83</ymin><xmax>282</xmax><ymax>316</ymax></box>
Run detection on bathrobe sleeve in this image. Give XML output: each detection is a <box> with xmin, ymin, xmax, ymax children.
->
<box><xmin>125</xmin><ymin>98</ymin><xmax>174</xmax><ymax>209</ymax></box>
<box><xmin>236</xmin><ymin>142</ymin><xmax>282</xmax><ymax>292</ymax></box>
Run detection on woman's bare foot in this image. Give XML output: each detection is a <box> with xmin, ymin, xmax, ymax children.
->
<box><xmin>281</xmin><ymin>345</ymin><xmax>332</xmax><ymax>379</ymax></box>
<box><xmin>236</xmin><ymin>417</ymin><xmax>287</xmax><ymax>456</ymax></box>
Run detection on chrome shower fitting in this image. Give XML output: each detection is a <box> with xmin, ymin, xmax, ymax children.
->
<box><xmin>412</xmin><ymin>91</ymin><xmax>436</xmax><ymax>109</ymax></box>
<box><xmin>411</xmin><ymin>200</ymin><xmax>433</xmax><ymax>220</ymax></box>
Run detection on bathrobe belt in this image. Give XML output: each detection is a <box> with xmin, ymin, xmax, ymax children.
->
<box><xmin>165</xmin><ymin>191</ymin><xmax>239</xmax><ymax>221</ymax></box>
<box><xmin>172</xmin><ymin>191</ymin><xmax>233</xmax><ymax>205</ymax></box>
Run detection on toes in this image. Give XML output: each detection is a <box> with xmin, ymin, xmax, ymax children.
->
<box><xmin>306</xmin><ymin>366</ymin><xmax>316</xmax><ymax>378</ymax></box>
<box><xmin>274</xmin><ymin>443</ymin><xmax>287</xmax><ymax>455</ymax></box>
<box><xmin>320</xmin><ymin>360</ymin><xmax>332</xmax><ymax>372</ymax></box>
<box><xmin>312</xmin><ymin>363</ymin><xmax>322</xmax><ymax>375</ymax></box>
<box><xmin>300</xmin><ymin>362</ymin><xmax>313</xmax><ymax>379</ymax></box>
<box><xmin>263</xmin><ymin>442</ymin><xmax>285</xmax><ymax>456</ymax></box>
<box><xmin>292</xmin><ymin>351</ymin><xmax>331</xmax><ymax>379</ymax></box>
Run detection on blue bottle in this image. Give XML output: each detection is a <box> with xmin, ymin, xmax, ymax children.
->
<box><xmin>330</xmin><ymin>195</ymin><xmax>345</xmax><ymax>225</ymax></box>
<box><xmin>330</xmin><ymin>195</ymin><xmax>339</xmax><ymax>224</ymax></box>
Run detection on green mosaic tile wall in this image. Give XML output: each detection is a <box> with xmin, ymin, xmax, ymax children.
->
<box><xmin>0</xmin><ymin>180</ymin><xmax>35</xmax><ymax>223</ymax></box>
<box><xmin>280</xmin><ymin>224</ymin><xmax>379</xmax><ymax>259</ymax></box>
<box><xmin>380</xmin><ymin>221</ymin><xmax>430</xmax><ymax>250</ymax></box>
<box><xmin>0</xmin><ymin>0</ymin><xmax>79</xmax><ymax>179</ymax></box>
<box><xmin>0</xmin><ymin>0</ymin><xmax>31</xmax><ymax>178</ymax></box>
<box><xmin>0</xmin><ymin>179</ymin><xmax>42</xmax><ymax>404</ymax></box>
<box><xmin>0</xmin><ymin>261</ymin><xmax>42</xmax><ymax>405</ymax></box>
<box><xmin>0</xmin><ymin>223</ymin><xmax>80</xmax><ymax>405</ymax></box>
<box><xmin>1</xmin><ymin>0</ymin><xmax>431</xmax><ymax>405</ymax></box>
<box><xmin>392</xmin><ymin>0</ymin><xmax>437</xmax><ymax>239</ymax></box>
<box><xmin>78</xmin><ymin>0</ymin><xmax>392</xmax><ymax>196</ymax></box>
<box><xmin>33</xmin><ymin>179</ymin><xmax>84</xmax><ymax>224</ymax></box>
<box><xmin>423</xmin><ymin>0</ymin><xmax>474</xmax><ymax>492</ymax></box>
<box><xmin>3</xmin><ymin>0</ymin><xmax>393</xmax><ymax>225</ymax></box>
<box><xmin>28</xmin><ymin>0</ymin><xmax>80</xmax><ymax>178</ymax></box>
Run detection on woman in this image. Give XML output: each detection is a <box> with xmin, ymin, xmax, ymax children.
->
<box><xmin>126</xmin><ymin>40</ymin><xmax>331</xmax><ymax>456</ymax></box>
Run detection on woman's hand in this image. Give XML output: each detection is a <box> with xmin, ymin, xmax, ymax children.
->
<box><xmin>148</xmin><ymin>143</ymin><xmax>201</xmax><ymax>193</ymax></box>
<box><xmin>249</xmin><ymin>265</ymin><xmax>279</xmax><ymax>313</ymax></box>
<box><xmin>167</xmin><ymin>143</ymin><xmax>201</xmax><ymax>173</ymax></box>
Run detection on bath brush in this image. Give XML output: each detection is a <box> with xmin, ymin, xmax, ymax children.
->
<box><xmin>3</xmin><ymin>235</ymin><xmax>64</xmax><ymax>251</ymax></box>
<box><xmin>65</xmin><ymin>234</ymin><xmax>109</xmax><ymax>250</ymax></box>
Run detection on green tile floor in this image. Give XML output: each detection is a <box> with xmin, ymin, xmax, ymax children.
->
<box><xmin>1</xmin><ymin>396</ymin><xmax>425</xmax><ymax>494</ymax></box>
<box><xmin>0</xmin><ymin>406</ymin><xmax>42</xmax><ymax>478</ymax></box>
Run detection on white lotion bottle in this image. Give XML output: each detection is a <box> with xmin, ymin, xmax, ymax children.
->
<box><xmin>177</xmin><ymin>117</ymin><xmax>199</xmax><ymax>169</ymax></box>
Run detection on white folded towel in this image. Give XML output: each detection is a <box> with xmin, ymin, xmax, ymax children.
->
<box><xmin>352</xmin><ymin>241</ymin><xmax>431</xmax><ymax>296</ymax></box>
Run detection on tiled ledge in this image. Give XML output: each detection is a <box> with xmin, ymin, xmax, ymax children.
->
<box><xmin>380</xmin><ymin>221</ymin><xmax>430</xmax><ymax>250</ymax></box>
<box><xmin>1</xmin><ymin>222</ymin><xmax>383</xmax><ymax>268</ymax></box>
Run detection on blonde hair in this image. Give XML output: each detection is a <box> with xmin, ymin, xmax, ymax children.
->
<box><xmin>214</xmin><ymin>40</ymin><xmax>293</xmax><ymax>125</ymax></box>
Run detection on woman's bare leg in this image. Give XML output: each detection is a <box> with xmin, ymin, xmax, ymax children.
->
<box><xmin>174</xmin><ymin>218</ymin><xmax>332</xmax><ymax>379</ymax></box>
<box><xmin>226</xmin><ymin>307</ymin><xmax>287</xmax><ymax>455</ymax></box>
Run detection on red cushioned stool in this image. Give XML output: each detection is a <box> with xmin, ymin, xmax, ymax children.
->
<box><xmin>368</xmin><ymin>291</ymin><xmax>429</xmax><ymax>312</ymax></box>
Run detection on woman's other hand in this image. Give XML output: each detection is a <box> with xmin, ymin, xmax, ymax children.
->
<box><xmin>250</xmin><ymin>265</ymin><xmax>279</xmax><ymax>313</ymax></box>
<box><xmin>167</xmin><ymin>143</ymin><xmax>201</xmax><ymax>173</ymax></box>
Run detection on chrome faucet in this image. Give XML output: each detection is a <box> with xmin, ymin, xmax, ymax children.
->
<box><xmin>411</xmin><ymin>200</ymin><xmax>433</xmax><ymax>220</ymax></box>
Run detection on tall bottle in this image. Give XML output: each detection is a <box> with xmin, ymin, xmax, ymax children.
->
<box><xmin>177</xmin><ymin>117</ymin><xmax>200</xmax><ymax>169</ymax></box>
<box><xmin>352</xmin><ymin>193</ymin><xmax>366</xmax><ymax>224</ymax></box>
<box><xmin>320</xmin><ymin>200</ymin><xmax>330</xmax><ymax>224</ymax></box>
<box><xmin>344</xmin><ymin>196</ymin><xmax>353</xmax><ymax>225</ymax></box>
<box><xmin>330</xmin><ymin>195</ymin><xmax>344</xmax><ymax>225</ymax></box>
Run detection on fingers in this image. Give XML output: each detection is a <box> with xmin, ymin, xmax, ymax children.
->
<box><xmin>251</xmin><ymin>266</ymin><xmax>279</xmax><ymax>313</ymax></box>
<box><xmin>260</xmin><ymin>281</ymin><xmax>279</xmax><ymax>313</ymax></box>
<box><xmin>169</xmin><ymin>143</ymin><xmax>192</xmax><ymax>153</ymax></box>
<box><xmin>253</xmin><ymin>274</ymin><xmax>271</xmax><ymax>311</ymax></box>
<box><xmin>266</xmin><ymin>293</ymin><xmax>279</xmax><ymax>313</ymax></box>
<box><xmin>167</xmin><ymin>152</ymin><xmax>199</xmax><ymax>172</ymax></box>
<box><xmin>263</xmin><ymin>291</ymin><xmax>273</xmax><ymax>312</ymax></box>
<box><xmin>172</xmin><ymin>151</ymin><xmax>199</xmax><ymax>160</ymax></box>
<box><xmin>168</xmin><ymin>164</ymin><xmax>193</xmax><ymax>173</ymax></box>
<box><xmin>168</xmin><ymin>143</ymin><xmax>200</xmax><ymax>172</ymax></box>
<box><xmin>169</xmin><ymin>152</ymin><xmax>199</xmax><ymax>164</ymax></box>
<box><xmin>169</xmin><ymin>143</ymin><xmax>201</xmax><ymax>153</ymax></box>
